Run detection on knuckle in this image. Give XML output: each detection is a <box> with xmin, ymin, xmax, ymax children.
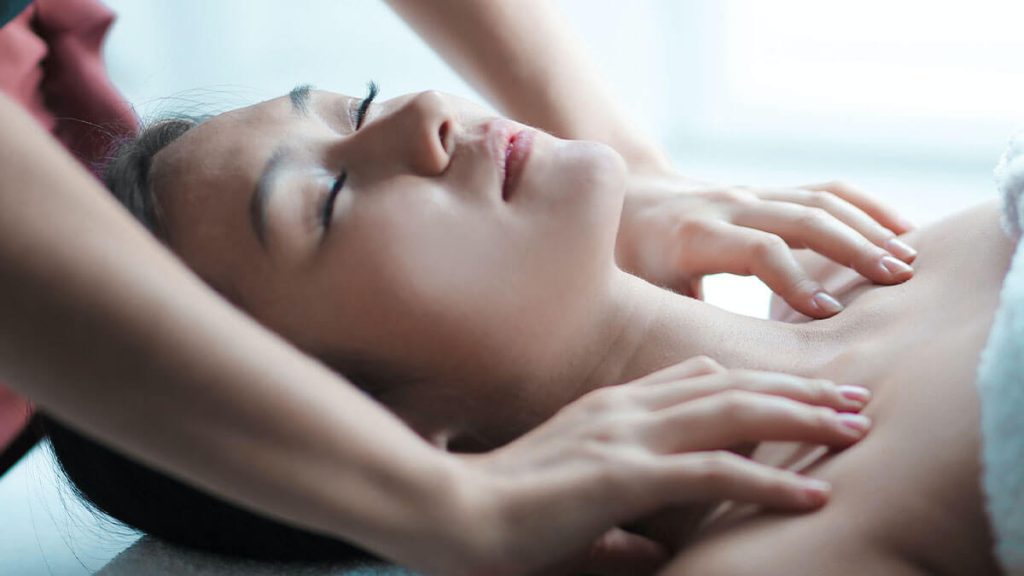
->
<box><xmin>810</xmin><ymin>378</ymin><xmax>839</xmax><ymax>401</ymax></box>
<box><xmin>797</xmin><ymin>207</ymin><xmax>831</xmax><ymax>229</ymax></box>
<box><xmin>823</xmin><ymin>180</ymin><xmax>849</xmax><ymax>192</ymax></box>
<box><xmin>759</xmin><ymin>472</ymin><xmax>790</xmax><ymax>494</ymax></box>
<box><xmin>804</xmin><ymin>378</ymin><xmax>829</xmax><ymax>400</ymax></box>
<box><xmin>585</xmin><ymin>443</ymin><xmax>649</xmax><ymax>488</ymax></box>
<box><xmin>694</xmin><ymin>451</ymin><xmax>737</xmax><ymax>484</ymax></box>
<box><xmin>861</xmin><ymin>238</ymin><xmax>885</xmax><ymax>257</ymax></box>
<box><xmin>792</xmin><ymin>277</ymin><xmax>823</xmax><ymax>298</ymax></box>
<box><xmin>731</xmin><ymin>370</ymin><xmax>763</xmax><ymax>388</ymax></box>
<box><xmin>689</xmin><ymin>355</ymin><xmax>724</xmax><ymax>374</ymax></box>
<box><xmin>714</xmin><ymin>188</ymin><xmax>753</xmax><ymax>205</ymax></box>
<box><xmin>811</xmin><ymin>406</ymin><xmax>838</xmax><ymax>428</ymax></box>
<box><xmin>809</xmin><ymin>190</ymin><xmax>839</xmax><ymax>209</ymax></box>
<box><xmin>752</xmin><ymin>235</ymin><xmax>787</xmax><ymax>258</ymax></box>
<box><xmin>716</xmin><ymin>389</ymin><xmax>756</xmax><ymax>418</ymax></box>
<box><xmin>675</xmin><ymin>218</ymin><xmax>713</xmax><ymax>242</ymax></box>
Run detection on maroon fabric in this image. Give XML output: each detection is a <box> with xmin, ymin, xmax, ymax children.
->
<box><xmin>0</xmin><ymin>0</ymin><xmax>138</xmax><ymax>468</ymax></box>
<box><xmin>0</xmin><ymin>387</ymin><xmax>30</xmax><ymax>458</ymax></box>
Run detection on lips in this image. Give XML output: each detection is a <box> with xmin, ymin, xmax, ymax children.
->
<box><xmin>501</xmin><ymin>129</ymin><xmax>535</xmax><ymax>201</ymax></box>
<box><xmin>485</xmin><ymin>118</ymin><xmax>535</xmax><ymax>202</ymax></box>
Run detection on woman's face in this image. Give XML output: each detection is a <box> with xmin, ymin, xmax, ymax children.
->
<box><xmin>151</xmin><ymin>88</ymin><xmax>626</xmax><ymax>445</ymax></box>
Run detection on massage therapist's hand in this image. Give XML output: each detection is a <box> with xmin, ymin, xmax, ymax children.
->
<box><xmin>615</xmin><ymin>172</ymin><xmax>918</xmax><ymax>318</ymax></box>
<box><xmin>444</xmin><ymin>356</ymin><xmax>872</xmax><ymax>576</ymax></box>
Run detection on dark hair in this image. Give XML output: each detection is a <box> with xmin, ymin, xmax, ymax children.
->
<box><xmin>37</xmin><ymin>117</ymin><xmax>382</xmax><ymax>566</ymax></box>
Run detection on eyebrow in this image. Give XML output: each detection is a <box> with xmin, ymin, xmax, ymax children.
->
<box><xmin>289</xmin><ymin>84</ymin><xmax>313</xmax><ymax>116</ymax></box>
<box><xmin>249</xmin><ymin>85</ymin><xmax>314</xmax><ymax>249</ymax></box>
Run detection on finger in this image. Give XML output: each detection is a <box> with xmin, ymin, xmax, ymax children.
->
<box><xmin>649</xmin><ymin>391</ymin><xmax>871</xmax><ymax>453</ymax></box>
<box><xmin>630</xmin><ymin>355</ymin><xmax>727</xmax><ymax>387</ymax></box>
<box><xmin>636</xmin><ymin>371</ymin><xmax>870</xmax><ymax>413</ymax></box>
<box><xmin>578</xmin><ymin>528</ymin><xmax>670</xmax><ymax>576</ymax></box>
<box><xmin>800</xmin><ymin>181</ymin><xmax>916</xmax><ymax>234</ymax></box>
<box><xmin>682</xmin><ymin>222</ymin><xmax>840</xmax><ymax>318</ymax></box>
<box><xmin>652</xmin><ymin>450</ymin><xmax>832</xmax><ymax>510</ymax></box>
<box><xmin>732</xmin><ymin>201</ymin><xmax>914</xmax><ymax>286</ymax></box>
<box><xmin>754</xmin><ymin>187</ymin><xmax>917</xmax><ymax>263</ymax></box>
<box><xmin>665</xmin><ymin>275</ymin><xmax>704</xmax><ymax>299</ymax></box>
<box><xmin>685</xmin><ymin>276</ymin><xmax>704</xmax><ymax>300</ymax></box>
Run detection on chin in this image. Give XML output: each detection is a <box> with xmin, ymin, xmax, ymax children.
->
<box><xmin>537</xmin><ymin>139</ymin><xmax>626</xmax><ymax>207</ymax></box>
<box><xmin>567</xmin><ymin>140</ymin><xmax>627</xmax><ymax>232</ymax></box>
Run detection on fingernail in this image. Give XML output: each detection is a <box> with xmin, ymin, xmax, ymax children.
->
<box><xmin>812</xmin><ymin>291</ymin><xmax>844</xmax><ymax>315</ymax></box>
<box><xmin>838</xmin><ymin>385</ymin><xmax>871</xmax><ymax>405</ymax></box>
<box><xmin>885</xmin><ymin>237</ymin><xmax>917</xmax><ymax>262</ymax></box>
<box><xmin>837</xmin><ymin>413</ymin><xmax>871</xmax><ymax>434</ymax></box>
<box><xmin>800</xmin><ymin>479</ymin><xmax>831</xmax><ymax>506</ymax></box>
<box><xmin>879</xmin><ymin>255</ymin><xmax>913</xmax><ymax>280</ymax></box>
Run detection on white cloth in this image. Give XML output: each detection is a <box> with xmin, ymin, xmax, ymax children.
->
<box><xmin>996</xmin><ymin>134</ymin><xmax>1024</xmax><ymax>241</ymax></box>
<box><xmin>977</xmin><ymin>133</ymin><xmax>1024</xmax><ymax>576</ymax></box>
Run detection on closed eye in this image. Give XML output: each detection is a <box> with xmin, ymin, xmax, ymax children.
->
<box><xmin>320</xmin><ymin>81</ymin><xmax>379</xmax><ymax>235</ymax></box>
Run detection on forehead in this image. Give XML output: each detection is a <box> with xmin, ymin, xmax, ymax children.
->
<box><xmin>152</xmin><ymin>87</ymin><xmax>354</xmax><ymax>208</ymax></box>
<box><xmin>149</xmin><ymin>96</ymin><xmax>296</xmax><ymax>286</ymax></box>
<box><xmin>157</xmin><ymin>95</ymin><xmax>290</xmax><ymax>188</ymax></box>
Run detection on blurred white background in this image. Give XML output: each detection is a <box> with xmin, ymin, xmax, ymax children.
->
<box><xmin>3</xmin><ymin>1</ymin><xmax>1024</xmax><ymax>574</ymax></box>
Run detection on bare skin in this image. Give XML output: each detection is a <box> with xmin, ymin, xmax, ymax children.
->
<box><xmin>652</xmin><ymin>201</ymin><xmax>1010</xmax><ymax>575</ymax></box>
<box><xmin>146</xmin><ymin>88</ymin><xmax>891</xmax><ymax>576</ymax></box>
<box><xmin>152</xmin><ymin>86</ymin><xmax>1007</xmax><ymax>573</ymax></box>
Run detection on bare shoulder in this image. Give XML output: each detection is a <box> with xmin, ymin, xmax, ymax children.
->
<box><xmin>770</xmin><ymin>199</ymin><xmax>1007</xmax><ymax>322</ymax></box>
<box><xmin>654</xmin><ymin>509</ymin><xmax>926</xmax><ymax>576</ymax></box>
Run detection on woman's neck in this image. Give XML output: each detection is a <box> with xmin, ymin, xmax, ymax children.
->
<box><xmin>577</xmin><ymin>272</ymin><xmax>851</xmax><ymax>395</ymax></box>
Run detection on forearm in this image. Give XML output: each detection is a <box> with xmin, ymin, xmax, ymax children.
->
<box><xmin>0</xmin><ymin>93</ymin><xmax>456</xmax><ymax>563</ymax></box>
<box><xmin>388</xmin><ymin>0</ymin><xmax>672</xmax><ymax>172</ymax></box>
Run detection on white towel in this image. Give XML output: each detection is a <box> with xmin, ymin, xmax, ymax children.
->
<box><xmin>995</xmin><ymin>133</ymin><xmax>1024</xmax><ymax>241</ymax></box>
<box><xmin>977</xmin><ymin>133</ymin><xmax>1024</xmax><ymax>576</ymax></box>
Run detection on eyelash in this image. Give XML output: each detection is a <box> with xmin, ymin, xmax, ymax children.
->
<box><xmin>320</xmin><ymin>81</ymin><xmax>380</xmax><ymax>231</ymax></box>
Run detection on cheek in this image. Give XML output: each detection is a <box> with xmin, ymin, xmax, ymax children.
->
<box><xmin>314</xmin><ymin>146</ymin><xmax>625</xmax><ymax>379</ymax></box>
<box><xmin>513</xmin><ymin>140</ymin><xmax>626</xmax><ymax>298</ymax></box>
<box><xmin>525</xmin><ymin>140</ymin><xmax>626</xmax><ymax>228</ymax></box>
<box><xmin>324</xmin><ymin>197</ymin><xmax>520</xmax><ymax>364</ymax></box>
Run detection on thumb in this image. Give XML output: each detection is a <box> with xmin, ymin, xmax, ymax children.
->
<box><xmin>687</xmin><ymin>276</ymin><xmax>704</xmax><ymax>300</ymax></box>
<box><xmin>669</xmin><ymin>275</ymin><xmax>704</xmax><ymax>300</ymax></box>
<box><xmin>575</xmin><ymin>527</ymin><xmax>670</xmax><ymax>576</ymax></box>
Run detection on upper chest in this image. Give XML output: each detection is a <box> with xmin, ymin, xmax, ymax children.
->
<box><xmin>707</xmin><ymin>201</ymin><xmax>1013</xmax><ymax>574</ymax></box>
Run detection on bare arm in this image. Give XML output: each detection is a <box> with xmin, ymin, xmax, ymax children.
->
<box><xmin>0</xmin><ymin>92</ymin><xmax>454</xmax><ymax>565</ymax></box>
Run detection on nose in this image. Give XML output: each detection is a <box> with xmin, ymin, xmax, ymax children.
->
<box><xmin>365</xmin><ymin>91</ymin><xmax>456</xmax><ymax>175</ymax></box>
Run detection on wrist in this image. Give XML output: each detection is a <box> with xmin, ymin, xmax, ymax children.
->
<box><xmin>615</xmin><ymin>140</ymin><xmax>675</xmax><ymax>176</ymax></box>
<box><xmin>434</xmin><ymin>453</ymin><xmax>514</xmax><ymax>576</ymax></box>
<box><xmin>379</xmin><ymin>451</ymin><xmax>508</xmax><ymax>576</ymax></box>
